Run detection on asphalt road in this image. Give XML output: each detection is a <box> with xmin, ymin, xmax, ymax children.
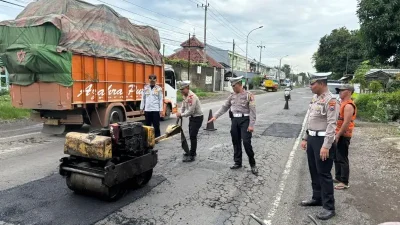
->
<box><xmin>0</xmin><ymin>88</ymin><xmax>314</xmax><ymax>225</ymax></box>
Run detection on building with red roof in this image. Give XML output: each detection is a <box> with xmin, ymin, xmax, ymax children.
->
<box><xmin>167</xmin><ymin>35</ymin><xmax>223</xmax><ymax>69</ymax></box>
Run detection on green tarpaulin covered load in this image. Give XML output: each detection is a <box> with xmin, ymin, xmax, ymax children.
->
<box><xmin>0</xmin><ymin>0</ymin><xmax>162</xmax><ymax>87</ymax></box>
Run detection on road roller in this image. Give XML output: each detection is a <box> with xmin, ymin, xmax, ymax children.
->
<box><xmin>59</xmin><ymin>120</ymin><xmax>183</xmax><ymax>201</ymax></box>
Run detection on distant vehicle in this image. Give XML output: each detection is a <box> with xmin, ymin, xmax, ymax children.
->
<box><xmin>327</xmin><ymin>81</ymin><xmax>342</xmax><ymax>100</ymax></box>
<box><xmin>263</xmin><ymin>79</ymin><xmax>279</xmax><ymax>92</ymax></box>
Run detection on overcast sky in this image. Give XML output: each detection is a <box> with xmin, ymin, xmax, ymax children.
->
<box><xmin>0</xmin><ymin>0</ymin><xmax>360</xmax><ymax>73</ymax></box>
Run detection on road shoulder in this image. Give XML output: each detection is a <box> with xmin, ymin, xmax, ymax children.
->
<box><xmin>273</xmin><ymin>121</ymin><xmax>400</xmax><ymax>225</ymax></box>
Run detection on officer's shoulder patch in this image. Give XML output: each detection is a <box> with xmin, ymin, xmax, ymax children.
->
<box><xmin>328</xmin><ymin>100</ymin><xmax>336</xmax><ymax>111</ymax></box>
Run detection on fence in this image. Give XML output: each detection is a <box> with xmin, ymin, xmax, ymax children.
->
<box><xmin>0</xmin><ymin>67</ymin><xmax>9</xmax><ymax>91</ymax></box>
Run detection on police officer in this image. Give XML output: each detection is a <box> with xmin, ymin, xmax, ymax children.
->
<box><xmin>300</xmin><ymin>73</ymin><xmax>339</xmax><ymax>220</ymax></box>
<box><xmin>176</xmin><ymin>81</ymin><xmax>204</xmax><ymax>162</ymax></box>
<box><xmin>208</xmin><ymin>76</ymin><xmax>258</xmax><ymax>175</ymax></box>
<box><xmin>140</xmin><ymin>74</ymin><xmax>163</xmax><ymax>138</ymax></box>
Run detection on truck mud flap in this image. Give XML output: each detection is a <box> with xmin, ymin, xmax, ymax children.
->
<box><xmin>42</xmin><ymin>124</ymin><xmax>66</xmax><ymax>135</ymax></box>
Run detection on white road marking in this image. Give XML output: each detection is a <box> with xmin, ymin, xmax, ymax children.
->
<box><xmin>263</xmin><ymin>109</ymin><xmax>310</xmax><ymax>225</ymax></box>
<box><xmin>0</xmin><ymin>132</ymin><xmax>42</xmax><ymax>141</ymax></box>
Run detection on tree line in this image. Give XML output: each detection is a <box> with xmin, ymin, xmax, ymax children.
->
<box><xmin>313</xmin><ymin>0</ymin><xmax>400</xmax><ymax>81</ymax></box>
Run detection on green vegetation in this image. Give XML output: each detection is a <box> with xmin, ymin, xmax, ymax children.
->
<box><xmin>355</xmin><ymin>91</ymin><xmax>400</xmax><ymax>123</ymax></box>
<box><xmin>368</xmin><ymin>81</ymin><xmax>383</xmax><ymax>93</ymax></box>
<box><xmin>252</xmin><ymin>76</ymin><xmax>263</xmax><ymax>88</ymax></box>
<box><xmin>177</xmin><ymin>88</ymin><xmax>214</xmax><ymax>102</ymax></box>
<box><xmin>386</xmin><ymin>80</ymin><xmax>400</xmax><ymax>93</ymax></box>
<box><xmin>164</xmin><ymin>58</ymin><xmax>208</xmax><ymax>68</ymax></box>
<box><xmin>0</xmin><ymin>91</ymin><xmax>31</xmax><ymax>120</ymax></box>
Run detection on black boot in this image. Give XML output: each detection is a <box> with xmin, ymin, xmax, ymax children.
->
<box><xmin>251</xmin><ymin>165</ymin><xmax>258</xmax><ymax>175</ymax></box>
<box><xmin>230</xmin><ymin>164</ymin><xmax>242</xmax><ymax>169</ymax></box>
<box><xmin>299</xmin><ymin>199</ymin><xmax>322</xmax><ymax>207</ymax></box>
<box><xmin>183</xmin><ymin>155</ymin><xmax>195</xmax><ymax>162</ymax></box>
<box><xmin>316</xmin><ymin>209</ymin><xmax>335</xmax><ymax>220</ymax></box>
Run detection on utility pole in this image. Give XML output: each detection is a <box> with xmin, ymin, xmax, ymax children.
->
<box><xmin>188</xmin><ymin>33</ymin><xmax>191</xmax><ymax>81</ymax></box>
<box><xmin>345</xmin><ymin>51</ymin><xmax>349</xmax><ymax>75</ymax></box>
<box><xmin>197</xmin><ymin>0</ymin><xmax>209</xmax><ymax>63</ymax></box>
<box><xmin>231</xmin><ymin>39</ymin><xmax>235</xmax><ymax>76</ymax></box>
<box><xmin>257</xmin><ymin>42</ymin><xmax>265</xmax><ymax>73</ymax></box>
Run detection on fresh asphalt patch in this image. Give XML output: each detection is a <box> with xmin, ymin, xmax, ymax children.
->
<box><xmin>0</xmin><ymin>174</ymin><xmax>166</xmax><ymax>225</ymax></box>
<box><xmin>261</xmin><ymin>123</ymin><xmax>303</xmax><ymax>138</ymax></box>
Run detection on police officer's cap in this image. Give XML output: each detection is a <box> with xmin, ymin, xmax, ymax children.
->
<box><xmin>229</xmin><ymin>76</ymin><xmax>243</xmax><ymax>86</ymax></box>
<box><xmin>335</xmin><ymin>84</ymin><xmax>355</xmax><ymax>93</ymax></box>
<box><xmin>177</xmin><ymin>80</ymin><xmax>190</xmax><ymax>90</ymax></box>
<box><xmin>308</xmin><ymin>72</ymin><xmax>332</xmax><ymax>84</ymax></box>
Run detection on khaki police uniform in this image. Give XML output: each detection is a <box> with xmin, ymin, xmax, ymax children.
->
<box><xmin>303</xmin><ymin>74</ymin><xmax>339</xmax><ymax>211</ymax></box>
<box><xmin>178</xmin><ymin>81</ymin><xmax>204</xmax><ymax>158</ymax></box>
<box><xmin>214</xmin><ymin>76</ymin><xmax>257</xmax><ymax>169</ymax></box>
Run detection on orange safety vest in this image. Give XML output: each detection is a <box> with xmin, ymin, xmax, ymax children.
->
<box><xmin>336</xmin><ymin>99</ymin><xmax>357</xmax><ymax>137</ymax></box>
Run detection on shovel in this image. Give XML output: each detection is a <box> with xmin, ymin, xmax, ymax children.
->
<box><xmin>178</xmin><ymin>117</ymin><xmax>190</xmax><ymax>154</ymax></box>
<box><xmin>154</xmin><ymin>117</ymin><xmax>190</xmax><ymax>154</ymax></box>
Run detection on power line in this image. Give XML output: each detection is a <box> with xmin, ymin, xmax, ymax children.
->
<box><xmin>95</xmin><ymin>0</ymin><xmax>228</xmax><ymax>44</ymax></box>
<box><xmin>208</xmin><ymin>5</ymin><xmax>246</xmax><ymax>37</ymax></box>
<box><xmin>208</xmin><ymin>6</ymin><xmax>257</xmax><ymax>43</ymax></box>
<box><xmin>0</xmin><ymin>0</ymin><xmax>24</xmax><ymax>7</ymax></box>
<box><xmin>120</xmin><ymin>0</ymin><xmax>204</xmax><ymax>30</ymax></box>
<box><xmin>207</xmin><ymin>9</ymin><xmax>246</xmax><ymax>42</ymax></box>
<box><xmin>96</xmin><ymin>0</ymin><xmax>193</xmax><ymax>34</ymax></box>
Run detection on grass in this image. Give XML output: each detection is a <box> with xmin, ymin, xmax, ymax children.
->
<box><xmin>0</xmin><ymin>92</ymin><xmax>31</xmax><ymax>120</ymax></box>
<box><xmin>177</xmin><ymin>88</ymin><xmax>214</xmax><ymax>102</ymax></box>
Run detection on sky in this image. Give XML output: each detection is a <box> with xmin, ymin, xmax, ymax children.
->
<box><xmin>0</xmin><ymin>0</ymin><xmax>360</xmax><ymax>73</ymax></box>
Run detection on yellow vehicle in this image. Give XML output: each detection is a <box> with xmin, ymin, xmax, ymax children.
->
<box><xmin>264</xmin><ymin>79</ymin><xmax>279</xmax><ymax>92</ymax></box>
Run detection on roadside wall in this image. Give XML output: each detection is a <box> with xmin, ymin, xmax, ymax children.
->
<box><xmin>171</xmin><ymin>65</ymin><xmax>224</xmax><ymax>92</ymax></box>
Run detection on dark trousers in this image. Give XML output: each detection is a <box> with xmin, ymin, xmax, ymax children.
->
<box><xmin>144</xmin><ymin>111</ymin><xmax>161</xmax><ymax>137</ymax></box>
<box><xmin>334</xmin><ymin>137</ymin><xmax>351</xmax><ymax>185</ymax></box>
<box><xmin>307</xmin><ymin>136</ymin><xmax>335</xmax><ymax>210</ymax></box>
<box><xmin>189</xmin><ymin>115</ymin><xmax>204</xmax><ymax>156</ymax></box>
<box><xmin>230</xmin><ymin>117</ymin><xmax>256</xmax><ymax>166</ymax></box>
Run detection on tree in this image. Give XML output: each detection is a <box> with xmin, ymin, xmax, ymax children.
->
<box><xmin>313</xmin><ymin>27</ymin><xmax>366</xmax><ymax>80</ymax></box>
<box><xmin>351</xmin><ymin>60</ymin><xmax>371</xmax><ymax>91</ymax></box>
<box><xmin>274</xmin><ymin>64</ymin><xmax>291</xmax><ymax>79</ymax></box>
<box><xmin>369</xmin><ymin>81</ymin><xmax>383</xmax><ymax>93</ymax></box>
<box><xmin>281</xmin><ymin>64</ymin><xmax>291</xmax><ymax>78</ymax></box>
<box><xmin>357</xmin><ymin>0</ymin><xmax>400</xmax><ymax>67</ymax></box>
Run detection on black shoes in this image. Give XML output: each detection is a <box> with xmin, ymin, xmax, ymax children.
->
<box><xmin>251</xmin><ymin>166</ymin><xmax>258</xmax><ymax>175</ymax></box>
<box><xmin>182</xmin><ymin>155</ymin><xmax>195</xmax><ymax>162</ymax></box>
<box><xmin>299</xmin><ymin>199</ymin><xmax>323</xmax><ymax>207</ymax></box>
<box><xmin>230</xmin><ymin>164</ymin><xmax>242</xmax><ymax>169</ymax></box>
<box><xmin>301</xmin><ymin>200</ymin><xmax>335</xmax><ymax>220</ymax></box>
<box><xmin>230</xmin><ymin>164</ymin><xmax>258</xmax><ymax>175</ymax></box>
<box><xmin>316</xmin><ymin>209</ymin><xmax>336</xmax><ymax>220</ymax></box>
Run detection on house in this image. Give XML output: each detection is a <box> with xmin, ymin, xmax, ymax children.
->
<box><xmin>365</xmin><ymin>69</ymin><xmax>400</xmax><ymax>88</ymax></box>
<box><xmin>206</xmin><ymin>44</ymin><xmax>269</xmax><ymax>75</ymax></box>
<box><xmin>167</xmin><ymin>35</ymin><xmax>223</xmax><ymax>69</ymax></box>
<box><xmin>338</xmin><ymin>74</ymin><xmax>354</xmax><ymax>83</ymax></box>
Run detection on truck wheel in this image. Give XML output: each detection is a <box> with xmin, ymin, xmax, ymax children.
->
<box><xmin>109</xmin><ymin>107</ymin><xmax>124</xmax><ymax>124</ymax></box>
<box><xmin>130</xmin><ymin>169</ymin><xmax>153</xmax><ymax>189</ymax></box>
<box><xmin>161</xmin><ymin>105</ymin><xmax>171</xmax><ymax>121</ymax></box>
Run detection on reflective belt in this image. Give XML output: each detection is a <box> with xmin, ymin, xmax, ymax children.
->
<box><xmin>232</xmin><ymin>113</ymin><xmax>249</xmax><ymax>117</ymax></box>
<box><xmin>307</xmin><ymin>130</ymin><xmax>326</xmax><ymax>137</ymax></box>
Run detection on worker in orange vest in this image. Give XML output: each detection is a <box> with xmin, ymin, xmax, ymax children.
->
<box><xmin>334</xmin><ymin>84</ymin><xmax>357</xmax><ymax>190</ymax></box>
